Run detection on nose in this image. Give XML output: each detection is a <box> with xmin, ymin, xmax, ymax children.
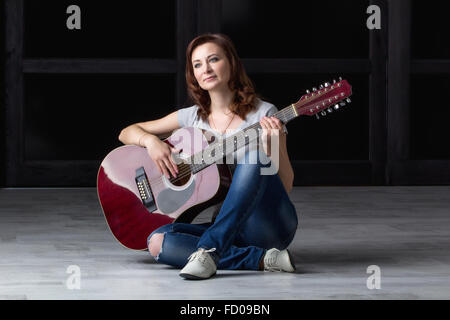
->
<box><xmin>204</xmin><ymin>62</ymin><xmax>213</xmax><ymax>73</ymax></box>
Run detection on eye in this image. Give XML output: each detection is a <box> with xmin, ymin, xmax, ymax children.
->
<box><xmin>209</xmin><ymin>57</ymin><xmax>219</xmax><ymax>63</ymax></box>
<box><xmin>193</xmin><ymin>63</ymin><xmax>201</xmax><ymax>69</ymax></box>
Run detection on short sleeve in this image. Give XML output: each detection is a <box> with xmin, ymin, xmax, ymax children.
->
<box><xmin>177</xmin><ymin>105</ymin><xmax>199</xmax><ymax>128</ymax></box>
<box><xmin>265</xmin><ymin>105</ymin><xmax>288</xmax><ymax>134</ymax></box>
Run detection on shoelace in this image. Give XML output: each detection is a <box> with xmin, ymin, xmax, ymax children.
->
<box><xmin>264</xmin><ymin>251</ymin><xmax>282</xmax><ymax>272</ymax></box>
<box><xmin>187</xmin><ymin>248</ymin><xmax>216</xmax><ymax>265</ymax></box>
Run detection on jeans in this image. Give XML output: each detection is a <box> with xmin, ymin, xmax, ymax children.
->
<box><xmin>147</xmin><ymin>149</ymin><xmax>298</xmax><ymax>270</ymax></box>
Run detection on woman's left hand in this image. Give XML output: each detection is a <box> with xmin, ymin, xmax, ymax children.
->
<box><xmin>259</xmin><ymin>116</ymin><xmax>286</xmax><ymax>157</ymax></box>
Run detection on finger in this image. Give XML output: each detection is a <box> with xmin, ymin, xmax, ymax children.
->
<box><xmin>265</xmin><ymin>117</ymin><xmax>280</xmax><ymax>127</ymax></box>
<box><xmin>268</xmin><ymin>120</ymin><xmax>280</xmax><ymax>133</ymax></box>
<box><xmin>155</xmin><ymin>161</ymin><xmax>164</xmax><ymax>176</ymax></box>
<box><xmin>263</xmin><ymin>119</ymin><xmax>274</xmax><ymax>133</ymax></box>
<box><xmin>169</xmin><ymin>154</ymin><xmax>179</xmax><ymax>173</ymax></box>
<box><xmin>162</xmin><ymin>158</ymin><xmax>177</xmax><ymax>178</ymax></box>
<box><xmin>158</xmin><ymin>160</ymin><xmax>170</xmax><ymax>178</ymax></box>
<box><xmin>267</xmin><ymin>117</ymin><xmax>281</xmax><ymax>129</ymax></box>
<box><xmin>272</xmin><ymin>117</ymin><xmax>283</xmax><ymax>129</ymax></box>
<box><xmin>263</xmin><ymin>117</ymin><xmax>275</xmax><ymax>129</ymax></box>
<box><xmin>260</xmin><ymin>117</ymin><xmax>270</xmax><ymax>129</ymax></box>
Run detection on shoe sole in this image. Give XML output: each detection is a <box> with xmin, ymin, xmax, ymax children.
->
<box><xmin>179</xmin><ymin>272</ymin><xmax>217</xmax><ymax>280</ymax></box>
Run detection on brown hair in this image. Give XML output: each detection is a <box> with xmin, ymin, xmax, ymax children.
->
<box><xmin>185</xmin><ymin>33</ymin><xmax>259</xmax><ymax>122</ymax></box>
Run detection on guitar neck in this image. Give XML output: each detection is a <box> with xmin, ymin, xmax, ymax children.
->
<box><xmin>188</xmin><ymin>79</ymin><xmax>353</xmax><ymax>174</ymax></box>
<box><xmin>189</xmin><ymin>104</ymin><xmax>299</xmax><ymax>174</ymax></box>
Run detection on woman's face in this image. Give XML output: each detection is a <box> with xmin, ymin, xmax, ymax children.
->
<box><xmin>191</xmin><ymin>42</ymin><xmax>231</xmax><ymax>92</ymax></box>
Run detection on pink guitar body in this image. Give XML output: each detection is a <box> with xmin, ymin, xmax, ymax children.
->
<box><xmin>97</xmin><ymin>127</ymin><xmax>232</xmax><ymax>250</ymax></box>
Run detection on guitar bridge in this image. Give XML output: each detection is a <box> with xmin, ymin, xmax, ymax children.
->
<box><xmin>135</xmin><ymin>167</ymin><xmax>157</xmax><ymax>213</ymax></box>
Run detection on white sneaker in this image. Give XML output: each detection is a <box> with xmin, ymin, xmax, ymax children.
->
<box><xmin>263</xmin><ymin>248</ymin><xmax>296</xmax><ymax>272</ymax></box>
<box><xmin>179</xmin><ymin>248</ymin><xmax>217</xmax><ymax>280</ymax></box>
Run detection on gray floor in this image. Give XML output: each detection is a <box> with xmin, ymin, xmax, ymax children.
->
<box><xmin>1</xmin><ymin>186</ymin><xmax>450</xmax><ymax>300</ymax></box>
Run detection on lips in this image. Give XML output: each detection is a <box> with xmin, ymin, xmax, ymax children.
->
<box><xmin>204</xmin><ymin>76</ymin><xmax>217</xmax><ymax>82</ymax></box>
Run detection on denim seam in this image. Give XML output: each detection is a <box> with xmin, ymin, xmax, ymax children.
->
<box><xmin>218</xmin><ymin>171</ymin><xmax>270</xmax><ymax>258</ymax></box>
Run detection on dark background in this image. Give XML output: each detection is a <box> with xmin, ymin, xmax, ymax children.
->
<box><xmin>2</xmin><ymin>0</ymin><xmax>450</xmax><ymax>187</ymax></box>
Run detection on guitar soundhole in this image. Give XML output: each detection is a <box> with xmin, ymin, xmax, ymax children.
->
<box><xmin>169</xmin><ymin>162</ymin><xmax>192</xmax><ymax>187</ymax></box>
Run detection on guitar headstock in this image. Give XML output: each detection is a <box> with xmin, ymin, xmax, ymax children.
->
<box><xmin>294</xmin><ymin>78</ymin><xmax>353</xmax><ymax>119</ymax></box>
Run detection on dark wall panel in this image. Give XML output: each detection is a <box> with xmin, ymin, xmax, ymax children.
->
<box><xmin>410</xmin><ymin>75</ymin><xmax>450</xmax><ymax>160</ymax></box>
<box><xmin>24</xmin><ymin>1</ymin><xmax>176</xmax><ymax>58</ymax></box>
<box><xmin>222</xmin><ymin>0</ymin><xmax>370</xmax><ymax>59</ymax></box>
<box><xmin>24</xmin><ymin>73</ymin><xmax>176</xmax><ymax>161</ymax></box>
<box><xmin>412</xmin><ymin>0</ymin><xmax>450</xmax><ymax>59</ymax></box>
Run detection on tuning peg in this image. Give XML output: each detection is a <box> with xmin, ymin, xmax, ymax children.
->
<box><xmin>346</xmin><ymin>98</ymin><xmax>351</xmax><ymax>103</ymax></box>
<box><xmin>315</xmin><ymin>114</ymin><xmax>320</xmax><ymax>120</ymax></box>
<box><xmin>339</xmin><ymin>77</ymin><xmax>343</xmax><ymax>81</ymax></box>
<box><xmin>324</xmin><ymin>82</ymin><xmax>330</xmax><ymax>87</ymax></box>
<box><xmin>334</xmin><ymin>104</ymin><xmax>340</xmax><ymax>110</ymax></box>
<box><xmin>339</xmin><ymin>102</ymin><xmax>346</xmax><ymax>107</ymax></box>
<box><xmin>327</xmin><ymin>108</ymin><xmax>333</xmax><ymax>113</ymax></box>
<box><xmin>321</xmin><ymin>111</ymin><xmax>327</xmax><ymax>116</ymax></box>
<box><xmin>312</xmin><ymin>87</ymin><xmax>317</xmax><ymax>92</ymax></box>
<box><xmin>319</xmin><ymin>85</ymin><xmax>324</xmax><ymax>89</ymax></box>
<box><xmin>306</xmin><ymin>90</ymin><xmax>311</xmax><ymax>94</ymax></box>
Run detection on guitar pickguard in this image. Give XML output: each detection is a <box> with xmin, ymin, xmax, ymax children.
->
<box><xmin>156</xmin><ymin>179</ymin><xmax>196</xmax><ymax>214</ymax></box>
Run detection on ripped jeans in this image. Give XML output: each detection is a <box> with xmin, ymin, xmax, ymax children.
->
<box><xmin>147</xmin><ymin>148</ymin><xmax>298</xmax><ymax>270</ymax></box>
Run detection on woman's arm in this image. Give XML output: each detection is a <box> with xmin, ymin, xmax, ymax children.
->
<box><xmin>275</xmin><ymin>133</ymin><xmax>295</xmax><ymax>194</ymax></box>
<box><xmin>118</xmin><ymin>111</ymin><xmax>182</xmax><ymax>178</ymax></box>
<box><xmin>118</xmin><ymin>111</ymin><xmax>180</xmax><ymax>147</ymax></box>
<box><xmin>260</xmin><ymin>117</ymin><xmax>294</xmax><ymax>194</ymax></box>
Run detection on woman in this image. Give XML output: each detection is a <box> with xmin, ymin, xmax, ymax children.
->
<box><xmin>119</xmin><ymin>33</ymin><xmax>298</xmax><ymax>280</ymax></box>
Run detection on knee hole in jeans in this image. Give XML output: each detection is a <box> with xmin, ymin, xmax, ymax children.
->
<box><xmin>148</xmin><ymin>233</ymin><xmax>165</xmax><ymax>258</ymax></box>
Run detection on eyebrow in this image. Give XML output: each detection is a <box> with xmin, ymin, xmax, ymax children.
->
<box><xmin>192</xmin><ymin>54</ymin><xmax>218</xmax><ymax>63</ymax></box>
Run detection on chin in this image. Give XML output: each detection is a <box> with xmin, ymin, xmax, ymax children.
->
<box><xmin>201</xmin><ymin>81</ymin><xmax>224</xmax><ymax>92</ymax></box>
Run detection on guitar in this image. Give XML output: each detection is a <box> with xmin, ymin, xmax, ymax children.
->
<box><xmin>97</xmin><ymin>79</ymin><xmax>353</xmax><ymax>250</ymax></box>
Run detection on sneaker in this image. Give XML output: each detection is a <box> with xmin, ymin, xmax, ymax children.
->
<box><xmin>263</xmin><ymin>248</ymin><xmax>296</xmax><ymax>272</ymax></box>
<box><xmin>179</xmin><ymin>248</ymin><xmax>217</xmax><ymax>280</ymax></box>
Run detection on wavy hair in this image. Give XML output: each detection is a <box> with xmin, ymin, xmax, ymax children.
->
<box><xmin>185</xmin><ymin>33</ymin><xmax>259</xmax><ymax>122</ymax></box>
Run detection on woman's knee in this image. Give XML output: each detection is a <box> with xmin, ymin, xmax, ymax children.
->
<box><xmin>147</xmin><ymin>233</ymin><xmax>165</xmax><ymax>258</ymax></box>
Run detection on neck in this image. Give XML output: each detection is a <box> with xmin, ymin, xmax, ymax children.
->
<box><xmin>208</xmin><ymin>87</ymin><xmax>234</xmax><ymax>114</ymax></box>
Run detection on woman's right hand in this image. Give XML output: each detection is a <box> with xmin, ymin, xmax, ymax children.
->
<box><xmin>143</xmin><ymin>135</ymin><xmax>180</xmax><ymax>179</ymax></box>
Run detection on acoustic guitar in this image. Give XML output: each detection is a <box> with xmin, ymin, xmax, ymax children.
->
<box><xmin>97</xmin><ymin>79</ymin><xmax>353</xmax><ymax>250</ymax></box>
